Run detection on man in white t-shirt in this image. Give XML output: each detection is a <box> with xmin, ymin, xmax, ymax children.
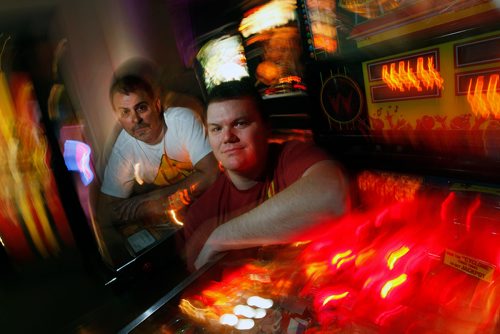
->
<box><xmin>98</xmin><ymin>74</ymin><xmax>218</xmax><ymax>226</ymax></box>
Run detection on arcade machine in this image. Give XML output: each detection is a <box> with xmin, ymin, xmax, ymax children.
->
<box><xmin>117</xmin><ymin>0</ymin><xmax>500</xmax><ymax>333</ymax></box>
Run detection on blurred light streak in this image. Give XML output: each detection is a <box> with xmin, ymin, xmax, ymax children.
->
<box><xmin>305</xmin><ymin>261</ymin><xmax>328</xmax><ymax>279</ymax></box>
<box><xmin>134</xmin><ymin>163</ymin><xmax>144</xmax><ymax>185</ymax></box>
<box><xmin>239</xmin><ymin>0</ymin><xmax>297</xmax><ymax>38</ymax></box>
<box><xmin>63</xmin><ymin>140</ymin><xmax>94</xmax><ymax>186</ymax></box>
<box><xmin>465</xmin><ymin>196</ymin><xmax>481</xmax><ymax>233</ymax></box>
<box><xmin>354</xmin><ymin>220</ymin><xmax>372</xmax><ymax>237</ymax></box>
<box><xmin>337</xmin><ymin>254</ymin><xmax>356</xmax><ymax>269</ymax></box>
<box><xmin>0</xmin><ymin>71</ymin><xmax>74</xmax><ymax>261</ymax></box>
<box><xmin>355</xmin><ymin>248</ymin><xmax>375</xmax><ymax>267</ymax></box>
<box><xmin>386</xmin><ymin>246</ymin><xmax>410</xmax><ymax>270</ymax></box>
<box><xmin>440</xmin><ymin>192</ymin><xmax>456</xmax><ymax>223</ymax></box>
<box><xmin>357</xmin><ymin>171</ymin><xmax>422</xmax><ymax>205</ymax></box>
<box><xmin>374</xmin><ymin>208</ymin><xmax>389</xmax><ymax>227</ymax></box>
<box><xmin>375</xmin><ymin>304</ymin><xmax>406</xmax><ymax>326</ymax></box>
<box><xmin>339</xmin><ymin>0</ymin><xmax>402</xmax><ymax>18</ymax></box>
<box><xmin>168</xmin><ymin>209</ymin><xmax>184</xmax><ymax>226</ymax></box>
<box><xmin>331</xmin><ymin>249</ymin><xmax>353</xmax><ymax>266</ymax></box>
<box><xmin>380</xmin><ymin>273</ymin><xmax>408</xmax><ymax>298</ymax></box>
<box><xmin>322</xmin><ymin>291</ymin><xmax>349</xmax><ymax>306</ymax></box>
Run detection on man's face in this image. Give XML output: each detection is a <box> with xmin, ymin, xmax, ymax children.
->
<box><xmin>207</xmin><ymin>97</ymin><xmax>269</xmax><ymax>178</ymax></box>
<box><xmin>112</xmin><ymin>90</ymin><xmax>164</xmax><ymax>145</ymax></box>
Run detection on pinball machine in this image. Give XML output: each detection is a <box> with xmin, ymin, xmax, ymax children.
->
<box><xmin>116</xmin><ymin>0</ymin><xmax>500</xmax><ymax>333</ymax></box>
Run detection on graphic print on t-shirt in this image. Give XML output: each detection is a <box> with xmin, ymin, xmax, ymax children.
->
<box><xmin>153</xmin><ymin>154</ymin><xmax>193</xmax><ymax>185</ymax></box>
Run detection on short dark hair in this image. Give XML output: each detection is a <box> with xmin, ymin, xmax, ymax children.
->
<box><xmin>206</xmin><ymin>79</ymin><xmax>267</xmax><ymax>120</ymax></box>
<box><xmin>109</xmin><ymin>74</ymin><xmax>156</xmax><ymax>105</ymax></box>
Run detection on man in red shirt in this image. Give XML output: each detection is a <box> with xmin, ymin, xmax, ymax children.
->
<box><xmin>184</xmin><ymin>80</ymin><xmax>350</xmax><ymax>270</ymax></box>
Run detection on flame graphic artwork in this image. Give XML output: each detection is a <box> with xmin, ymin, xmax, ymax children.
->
<box><xmin>382</xmin><ymin>57</ymin><xmax>444</xmax><ymax>92</ymax></box>
<box><xmin>467</xmin><ymin>74</ymin><xmax>500</xmax><ymax>118</ymax></box>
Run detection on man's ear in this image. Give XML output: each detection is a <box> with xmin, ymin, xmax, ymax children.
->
<box><xmin>156</xmin><ymin>97</ymin><xmax>162</xmax><ymax>112</ymax></box>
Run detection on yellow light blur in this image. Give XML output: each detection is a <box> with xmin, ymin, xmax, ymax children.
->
<box><xmin>380</xmin><ymin>273</ymin><xmax>408</xmax><ymax>299</ymax></box>
<box><xmin>331</xmin><ymin>249</ymin><xmax>353</xmax><ymax>265</ymax></box>
<box><xmin>239</xmin><ymin>0</ymin><xmax>297</xmax><ymax>38</ymax></box>
<box><xmin>386</xmin><ymin>246</ymin><xmax>410</xmax><ymax>270</ymax></box>
<box><xmin>168</xmin><ymin>209</ymin><xmax>184</xmax><ymax>226</ymax></box>
<box><xmin>322</xmin><ymin>291</ymin><xmax>349</xmax><ymax>306</ymax></box>
<box><xmin>133</xmin><ymin>163</ymin><xmax>144</xmax><ymax>185</ymax></box>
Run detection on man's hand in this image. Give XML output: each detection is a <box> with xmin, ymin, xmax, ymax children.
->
<box><xmin>194</xmin><ymin>240</ymin><xmax>220</xmax><ymax>270</ymax></box>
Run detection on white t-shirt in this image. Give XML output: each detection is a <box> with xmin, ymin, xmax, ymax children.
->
<box><xmin>101</xmin><ymin>107</ymin><xmax>211</xmax><ymax>198</ymax></box>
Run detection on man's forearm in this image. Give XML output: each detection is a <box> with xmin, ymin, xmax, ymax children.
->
<box><xmin>207</xmin><ymin>160</ymin><xmax>349</xmax><ymax>252</ymax></box>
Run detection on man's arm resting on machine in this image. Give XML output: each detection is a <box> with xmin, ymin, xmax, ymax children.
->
<box><xmin>98</xmin><ymin>152</ymin><xmax>219</xmax><ymax>224</ymax></box>
<box><xmin>193</xmin><ymin>159</ymin><xmax>350</xmax><ymax>269</ymax></box>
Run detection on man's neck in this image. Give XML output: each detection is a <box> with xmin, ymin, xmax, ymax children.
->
<box><xmin>149</xmin><ymin>122</ymin><xmax>167</xmax><ymax>145</ymax></box>
<box><xmin>226</xmin><ymin>165</ymin><xmax>267</xmax><ymax>191</ymax></box>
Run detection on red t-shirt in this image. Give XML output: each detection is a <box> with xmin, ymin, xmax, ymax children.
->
<box><xmin>183</xmin><ymin>140</ymin><xmax>331</xmax><ymax>267</ymax></box>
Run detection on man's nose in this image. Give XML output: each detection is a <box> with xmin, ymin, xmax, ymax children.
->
<box><xmin>131</xmin><ymin>110</ymin><xmax>143</xmax><ymax>123</ymax></box>
<box><xmin>222</xmin><ymin>127</ymin><xmax>238</xmax><ymax>143</ymax></box>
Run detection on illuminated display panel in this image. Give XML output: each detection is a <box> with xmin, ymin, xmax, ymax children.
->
<box><xmin>196</xmin><ymin>34</ymin><xmax>250</xmax><ymax>95</ymax></box>
<box><xmin>362</xmin><ymin>31</ymin><xmax>500</xmax><ymax>158</ymax></box>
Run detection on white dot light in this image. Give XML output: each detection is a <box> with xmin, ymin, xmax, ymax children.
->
<box><xmin>247</xmin><ymin>296</ymin><xmax>274</xmax><ymax>309</ymax></box>
<box><xmin>219</xmin><ymin>313</ymin><xmax>238</xmax><ymax>326</ymax></box>
<box><xmin>233</xmin><ymin>305</ymin><xmax>257</xmax><ymax>318</ymax></box>
<box><xmin>235</xmin><ymin>318</ymin><xmax>255</xmax><ymax>330</ymax></box>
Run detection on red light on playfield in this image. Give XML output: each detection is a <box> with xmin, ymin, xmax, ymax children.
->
<box><xmin>465</xmin><ymin>196</ymin><xmax>481</xmax><ymax>233</ymax></box>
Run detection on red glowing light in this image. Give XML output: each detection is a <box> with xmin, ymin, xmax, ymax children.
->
<box><xmin>375</xmin><ymin>305</ymin><xmax>406</xmax><ymax>326</ymax></box>
<box><xmin>357</xmin><ymin>171</ymin><xmax>422</xmax><ymax>206</ymax></box>
<box><xmin>305</xmin><ymin>261</ymin><xmax>329</xmax><ymax>279</ymax></box>
<box><xmin>355</xmin><ymin>248</ymin><xmax>376</xmax><ymax>267</ymax></box>
<box><xmin>465</xmin><ymin>196</ymin><xmax>481</xmax><ymax>233</ymax></box>
<box><xmin>380</xmin><ymin>273</ymin><xmax>408</xmax><ymax>298</ymax></box>
<box><xmin>440</xmin><ymin>192</ymin><xmax>456</xmax><ymax>223</ymax></box>
<box><xmin>382</xmin><ymin>56</ymin><xmax>443</xmax><ymax>92</ymax></box>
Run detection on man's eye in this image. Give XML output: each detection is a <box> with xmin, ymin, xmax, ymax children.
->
<box><xmin>234</xmin><ymin>120</ymin><xmax>249</xmax><ymax>128</ymax></box>
<box><xmin>136</xmin><ymin>104</ymin><xmax>149</xmax><ymax>113</ymax></box>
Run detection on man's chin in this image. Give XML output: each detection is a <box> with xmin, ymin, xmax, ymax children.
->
<box><xmin>134</xmin><ymin>131</ymin><xmax>151</xmax><ymax>142</ymax></box>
